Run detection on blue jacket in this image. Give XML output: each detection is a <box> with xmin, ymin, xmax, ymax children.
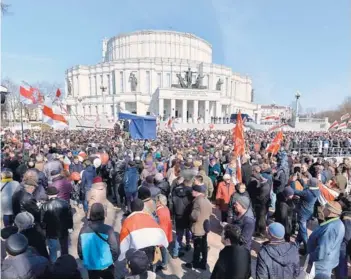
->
<box><xmin>294</xmin><ymin>186</ymin><xmax>320</xmax><ymax>219</ymax></box>
<box><xmin>78</xmin><ymin>220</ymin><xmax>119</xmax><ymax>270</ymax></box>
<box><xmin>81</xmin><ymin>166</ymin><xmax>96</xmax><ymax>192</ymax></box>
<box><xmin>307</xmin><ymin>217</ymin><xmax>345</xmax><ymax>272</ymax></box>
<box><xmin>123</xmin><ymin>166</ymin><xmax>139</xmax><ymax>194</ymax></box>
<box><xmin>341</xmin><ymin>211</ymin><xmax>351</xmax><ymax>252</ymax></box>
<box><xmin>256</xmin><ymin>241</ymin><xmax>300</xmax><ymax>279</ymax></box>
<box><xmin>69</xmin><ymin>162</ymin><xmax>84</xmax><ymax>174</ymax></box>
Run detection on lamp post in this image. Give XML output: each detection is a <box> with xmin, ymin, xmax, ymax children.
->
<box><xmin>295</xmin><ymin>91</ymin><xmax>301</xmax><ymax>126</ymax></box>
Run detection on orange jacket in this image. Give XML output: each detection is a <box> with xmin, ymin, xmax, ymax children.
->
<box><xmin>216</xmin><ymin>181</ymin><xmax>235</xmax><ymax>211</ymax></box>
<box><xmin>156</xmin><ymin>205</ymin><xmax>173</xmax><ymax>243</ymax></box>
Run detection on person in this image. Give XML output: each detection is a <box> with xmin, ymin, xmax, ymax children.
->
<box><xmin>78</xmin><ymin>203</ymin><xmax>119</xmax><ymax>279</ymax></box>
<box><xmin>256</xmin><ymin>222</ymin><xmax>300</xmax><ymax>279</ymax></box>
<box><xmin>216</xmin><ymin>173</ymin><xmax>235</xmax><ymax>222</ymax></box>
<box><xmin>211</xmin><ymin>224</ymin><xmax>251</xmax><ymax>279</ymax></box>
<box><xmin>1</xmin><ymin>169</ymin><xmax>20</xmax><ymax>226</ymax></box>
<box><xmin>275</xmin><ymin>186</ymin><xmax>295</xmax><ymax>242</ymax></box>
<box><xmin>50</xmin><ymin>254</ymin><xmax>82</xmax><ymax>279</ymax></box>
<box><xmin>81</xmin><ymin>160</ymin><xmax>96</xmax><ymax>214</ymax></box>
<box><xmin>307</xmin><ymin>201</ymin><xmax>345</xmax><ymax>278</ymax></box>
<box><xmin>12</xmin><ymin>169</ymin><xmax>41</xmax><ymax>223</ymax></box>
<box><xmin>44</xmin><ymin>153</ymin><xmax>63</xmax><ymax>184</ymax></box>
<box><xmin>123</xmin><ymin>161</ymin><xmax>139</xmax><ymax>213</ymax></box>
<box><xmin>185</xmin><ymin>184</ymin><xmax>212</xmax><ymax>270</ymax></box>
<box><xmin>14</xmin><ymin>211</ymin><xmax>49</xmax><ymax>259</ymax></box>
<box><xmin>41</xmin><ymin>186</ymin><xmax>73</xmax><ymax>263</ymax></box>
<box><xmin>294</xmin><ymin>178</ymin><xmax>320</xmax><ymax>254</ymax></box>
<box><xmin>180</xmin><ymin>161</ymin><xmax>198</xmax><ymax>181</ymax></box>
<box><xmin>33</xmin><ymin>154</ymin><xmax>49</xmax><ymax>189</ymax></box>
<box><xmin>155</xmin><ymin>194</ymin><xmax>172</xmax><ymax>270</ymax></box>
<box><xmin>241</xmin><ymin>155</ymin><xmax>252</xmax><ymax>187</ymax></box>
<box><xmin>69</xmin><ymin>155</ymin><xmax>84</xmax><ymax>174</ymax></box>
<box><xmin>198</xmin><ymin>166</ymin><xmax>214</xmax><ymax>199</ymax></box>
<box><xmin>171</xmin><ymin>178</ymin><xmax>193</xmax><ymax>259</ymax></box>
<box><xmin>50</xmin><ymin>169</ymin><xmax>72</xmax><ymax>202</ymax></box>
<box><xmin>208</xmin><ymin>157</ymin><xmax>221</xmax><ymax>192</ymax></box>
<box><xmin>142</xmin><ymin>175</ymin><xmax>161</xmax><ymax>200</ymax></box>
<box><xmin>154</xmin><ymin>173</ymin><xmax>170</xmax><ymax>199</ymax></box>
<box><xmin>87</xmin><ymin>176</ymin><xmax>108</xmax><ymax>217</ymax></box>
<box><xmin>1</xmin><ymin>233</ymin><xmax>50</xmax><ymax>279</ymax></box>
<box><xmin>125</xmin><ymin>249</ymin><xmax>156</xmax><ymax>279</ymax></box>
<box><xmin>1</xmin><ymin>226</ymin><xmax>18</xmax><ymax>261</ymax></box>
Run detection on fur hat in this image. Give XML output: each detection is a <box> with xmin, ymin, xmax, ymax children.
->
<box><xmin>6</xmin><ymin>233</ymin><xmax>28</xmax><ymax>256</ymax></box>
<box><xmin>14</xmin><ymin>212</ymin><xmax>34</xmax><ymax>231</ymax></box>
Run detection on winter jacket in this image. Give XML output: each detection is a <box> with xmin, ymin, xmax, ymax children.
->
<box><xmin>232</xmin><ymin>207</ymin><xmax>255</xmax><ymax>250</ymax></box>
<box><xmin>294</xmin><ymin>186</ymin><xmax>320</xmax><ymax>219</ymax></box>
<box><xmin>41</xmin><ymin>197</ymin><xmax>73</xmax><ymax>238</ymax></box>
<box><xmin>248</xmin><ymin>174</ymin><xmax>271</xmax><ymax>206</ymax></box>
<box><xmin>51</xmin><ymin>175</ymin><xmax>72</xmax><ymax>202</ymax></box>
<box><xmin>340</xmin><ymin>211</ymin><xmax>351</xmax><ymax>253</ymax></box>
<box><xmin>1</xmin><ymin>249</ymin><xmax>50</xmax><ymax>279</ymax></box>
<box><xmin>12</xmin><ymin>187</ymin><xmax>41</xmax><ymax>223</ymax></box>
<box><xmin>81</xmin><ymin>165</ymin><xmax>96</xmax><ymax>193</ymax></box>
<box><xmin>1</xmin><ymin>179</ymin><xmax>20</xmax><ymax>215</ymax></box>
<box><xmin>20</xmin><ymin>226</ymin><xmax>49</xmax><ymax>259</ymax></box>
<box><xmin>256</xmin><ymin>241</ymin><xmax>300</xmax><ymax>279</ymax></box>
<box><xmin>69</xmin><ymin>162</ymin><xmax>84</xmax><ymax>174</ymax></box>
<box><xmin>43</xmin><ymin>159</ymin><xmax>63</xmax><ymax>184</ymax></box>
<box><xmin>208</xmin><ymin>163</ymin><xmax>221</xmax><ymax>186</ymax></box>
<box><xmin>227</xmin><ymin>191</ymin><xmax>251</xmax><ymax>224</ymax></box>
<box><xmin>155</xmin><ymin>179</ymin><xmax>171</xmax><ymax>198</ymax></box>
<box><xmin>156</xmin><ymin>205</ymin><xmax>173</xmax><ymax>243</ymax></box>
<box><xmin>87</xmin><ymin>182</ymin><xmax>108</xmax><ymax>217</ymax></box>
<box><xmin>171</xmin><ymin>185</ymin><xmax>193</xmax><ymax>229</ymax></box>
<box><xmin>241</xmin><ymin>162</ymin><xmax>252</xmax><ymax>187</ymax></box>
<box><xmin>198</xmin><ymin>170</ymin><xmax>214</xmax><ymax>199</ymax></box>
<box><xmin>112</xmin><ymin>160</ymin><xmax>126</xmax><ymax>184</ymax></box>
<box><xmin>32</xmin><ymin>167</ymin><xmax>48</xmax><ymax>190</ymax></box>
<box><xmin>216</xmin><ymin>181</ymin><xmax>235</xmax><ymax>211</ymax></box>
<box><xmin>190</xmin><ymin>195</ymin><xmax>212</xmax><ymax>236</ymax></box>
<box><xmin>307</xmin><ymin>217</ymin><xmax>345</xmax><ymax>273</ymax></box>
<box><xmin>180</xmin><ymin>168</ymin><xmax>198</xmax><ymax>182</ymax></box>
<box><xmin>275</xmin><ymin>195</ymin><xmax>295</xmax><ymax>240</ymax></box>
<box><xmin>123</xmin><ymin>166</ymin><xmax>139</xmax><ymax>194</ymax></box>
<box><xmin>211</xmin><ymin>244</ymin><xmax>251</xmax><ymax>279</ymax></box>
<box><xmin>78</xmin><ymin>220</ymin><xmax>119</xmax><ymax>271</ymax></box>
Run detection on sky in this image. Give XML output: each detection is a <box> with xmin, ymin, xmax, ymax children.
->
<box><xmin>1</xmin><ymin>0</ymin><xmax>350</xmax><ymax>110</ymax></box>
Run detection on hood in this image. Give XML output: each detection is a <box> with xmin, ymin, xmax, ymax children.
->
<box><xmin>92</xmin><ymin>182</ymin><xmax>106</xmax><ymax>190</ymax></box>
<box><xmin>263</xmin><ymin>242</ymin><xmax>298</xmax><ymax>266</ymax></box>
<box><xmin>85</xmin><ymin>165</ymin><xmax>95</xmax><ymax>173</ymax></box>
<box><xmin>174</xmin><ymin>185</ymin><xmax>190</xmax><ymax>198</ymax></box>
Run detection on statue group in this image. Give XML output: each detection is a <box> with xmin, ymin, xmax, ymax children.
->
<box><xmin>172</xmin><ymin>67</ymin><xmax>207</xmax><ymax>89</ymax></box>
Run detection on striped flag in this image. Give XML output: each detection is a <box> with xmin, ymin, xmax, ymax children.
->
<box><xmin>263</xmin><ymin>115</ymin><xmax>280</xmax><ymax>121</ymax></box>
<box><xmin>268</xmin><ymin>123</ymin><xmax>287</xmax><ymax>132</ymax></box>
<box><xmin>338</xmin><ymin>121</ymin><xmax>347</xmax><ymax>130</ymax></box>
<box><xmin>20</xmin><ymin>85</ymin><xmax>43</xmax><ymax>107</ymax></box>
<box><xmin>233</xmin><ymin>112</ymin><xmax>245</xmax><ymax>183</ymax></box>
<box><xmin>328</xmin><ymin>120</ymin><xmax>339</xmax><ymax>130</ymax></box>
<box><xmin>42</xmin><ymin>100</ymin><xmax>68</xmax><ymax>129</ymax></box>
<box><xmin>340</xmin><ymin>113</ymin><xmax>350</xmax><ymax>121</ymax></box>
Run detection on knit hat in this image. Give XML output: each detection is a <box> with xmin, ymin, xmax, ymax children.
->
<box><xmin>47</xmin><ymin>186</ymin><xmax>59</xmax><ymax>196</ymax></box>
<box><xmin>52</xmin><ymin>254</ymin><xmax>81</xmax><ymax>279</ymax></box>
<box><xmin>283</xmin><ymin>186</ymin><xmax>294</xmax><ymax>199</ymax></box>
<box><xmin>14</xmin><ymin>212</ymin><xmax>34</xmax><ymax>230</ymax></box>
<box><xmin>235</xmin><ymin>196</ymin><xmax>250</xmax><ymax>210</ymax></box>
<box><xmin>154</xmin><ymin>173</ymin><xmax>164</xmax><ymax>182</ymax></box>
<box><xmin>325</xmin><ymin>201</ymin><xmax>342</xmax><ymax>217</ymax></box>
<box><xmin>131</xmin><ymin>199</ymin><xmax>144</xmax><ymax>212</ymax></box>
<box><xmin>92</xmin><ymin>176</ymin><xmax>103</xmax><ymax>184</ymax></box>
<box><xmin>268</xmin><ymin>222</ymin><xmax>285</xmax><ymax>240</ymax></box>
<box><xmin>192</xmin><ymin>185</ymin><xmax>206</xmax><ymax>194</ymax></box>
<box><xmin>223</xmin><ymin>174</ymin><xmax>231</xmax><ymax>180</ymax></box>
<box><xmin>126</xmin><ymin>249</ymin><xmax>149</xmax><ymax>275</ymax></box>
<box><xmin>138</xmin><ymin>186</ymin><xmax>151</xmax><ymax>202</ymax></box>
<box><xmin>6</xmin><ymin>233</ymin><xmax>28</xmax><ymax>256</ymax></box>
<box><xmin>1</xmin><ymin>226</ymin><xmax>18</xmax><ymax>240</ymax></box>
<box><xmin>89</xmin><ymin>203</ymin><xmax>105</xmax><ymax>221</ymax></box>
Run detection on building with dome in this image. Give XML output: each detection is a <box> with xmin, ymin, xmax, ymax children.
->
<box><xmin>65</xmin><ymin>30</ymin><xmax>260</xmax><ymax>123</ymax></box>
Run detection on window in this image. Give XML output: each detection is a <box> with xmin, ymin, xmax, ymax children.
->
<box><xmin>146</xmin><ymin>71</ymin><xmax>150</xmax><ymax>94</ymax></box>
<box><xmin>157</xmin><ymin>73</ymin><xmax>161</xmax><ymax>88</ymax></box>
<box><xmin>120</xmin><ymin>71</ymin><xmax>124</xmax><ymax>92</ymax></box>
<box><xmin>112</xmin><ymin>71</ymin><xmax>116</xmax><ymax>95</ymax></box>
<box><xmin>107</xmin><ymin>74</ymin><xmax>110</xmax><ymax>94</ymax></box>
<box><xmin>94</xmin><ymin>76</ymin><xmax>97</xmax><ymax>95</ymax></box>
<box><xmin>95</xmin><ymin>105</ymin><xmax>98</xmax><ymax>114</ymax></box>
<box><xmin>166</xmin><ymin>73</ymin><xmax>171</xmax><ymax>88</ymax></box>
<box><xmin>111</xmin><ymin>105</ymin><xmax>114</xmax><ymax>116</ymax></box>
<box><xmin>89</xmin><ymin>77</ymin><xmax>92</xmax><ymax>96</ymax></box>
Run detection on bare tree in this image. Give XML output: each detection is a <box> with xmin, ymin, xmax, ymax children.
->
<box><xmin>1</xmin><ymin>2</ymin><xmax>10</xmax><ymax>15</ymax></box>
<box><xmin>314</xmin><ymin>96</ymin><xmax>351</xmax><ymax>122</ymax></box>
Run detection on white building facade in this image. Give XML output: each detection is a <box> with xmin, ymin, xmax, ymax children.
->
<box><xmin>65</xmin><ymin>30</ymin><xmax>259</xmax><ymax>123</ymax></box>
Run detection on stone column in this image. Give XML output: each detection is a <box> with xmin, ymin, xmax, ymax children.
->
<box><xmin>216</xmin><ymin>101</ymin><xmax>221</xmax><ymax>118</ymax></box>
<box><xmin>171</xmin><ymin>99</ymin><xmax>176</xmax><ymax>118</ymax></box>
<box><xmin>193</xmin><ymin>100</ymin><xmax>199</xmax><ymax>122</ymax></box>
<box><xmin>205</xmin><ymin>100</ymin><xmax>210</xmax><ymax>124</ymax></box>
<box><xmin>159</xmin><ymin>98</ymin><xmax>164</xmax><ymax>118</ymax></box>
<box><xmin>182</xmin><ymin>99</ymin><xmax>187</xmax><ymax>123</ymax></box>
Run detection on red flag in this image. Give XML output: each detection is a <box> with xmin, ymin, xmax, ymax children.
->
<box><xmin>266</xmin><ymin>131</ymin><xmax>284</xmax><ymax>155</ymax></box>
<box><xmin>328</xmin><ymin>120</ymin><xmax>339</xmax><ymax>130</ymax></box>
<box><xmin>233</xmin><ymin>112</ymin><xmax>245</xmax><ymax>182</ymax></box>
<box><xmin>56</xmin><ymin>88</ymin><xmax>61</xmax><ymax>98</ymax></box>
<box><xmin>20</xmin><ymin>86</ymin><xmax>43</xmax><ymax>106</ymax></box>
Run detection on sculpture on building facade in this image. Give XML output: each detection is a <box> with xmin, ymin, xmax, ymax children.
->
<box><xmin>171</xmin><ymin>67</ymin><xmax>207</xmax><ymax>89</ymax></box>
<box><xmin>184</xmin><ymin>67</ymin><xmax>193</xmax><ymax>88</ymax></box>
<box><xmin>176</xmin><ymin>74</ymin><xmax>187</xmax><ymax>88</ymax></box>
<box><xmin>216</xmin><ymin>78</ymin><xmax>223</xmax><ymax>91</ymax></box>
<box><xmin>129</xmin><ymin>72</ymin><xmax>138</xmax><ymax>92</ymax></box>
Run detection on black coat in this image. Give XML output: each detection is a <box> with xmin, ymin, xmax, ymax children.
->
<box><xmin>241</xmin><ymin>162</ymin><xmax>252</xmax><ymax>187</ymax></box>
<box><xmin>171</xmin><ymin>185</ymin><xmax>193</xmax><ymax>229</ymax></box>
<box><xmin>12</xmin><ymin>188</ymin><xmax>41</xmax><ymax>223</ymax></box>
<box><xmin>20</xmin><ymin>226</ymin><xmax>49</xmax><ymax>259</ymax></box>
<box><xmin>155</xmin><ymin>179</ymin><xmax>171</xmax><ymax>198</ymax></box>
<box><xmin>248</xmin><ymin>175</ymin><xmax>271</xmax><ymax>206</ymax></box>
<box><xmin>211</xmin><ymin>244</ymin><xmax>251</xmax><ymax>279</ymax></box>
<box><xmin>41</xmin><ymin>198</ymin><xmax>73</xmax><ymax>238</ymax></box>
<box><xmin>275</xmin><ymin>195</ymin><xmax>295</xmax><ymax>240</ymax></box>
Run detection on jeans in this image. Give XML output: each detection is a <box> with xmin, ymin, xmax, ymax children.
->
<box><xmin>83</xmin><ymin>199</ymin><xmax>88</xmax><ymax>214</ymax></box>
<box><xmin>295</xmin><ymin>213</ymin><xmax>312</xmax><ymax>250</ymax></box>
<box><xmin>112</xmin><ymin>182</ymin><xmax>122</xmax><ymax>207</ymax></box>
<box><xmin>3</xmin><ymin>215</ymin><xmax>14</xmax><ymax>227</ymax></box>
<box><xmin>335</xmin><ymin>248</ymin><xmax>348</xmax><ymax>279</ymax></box>
<box><xmin>125</xmin><ymin>192</ymin><xmax>138</xmax><ymax>212</ymax></box>
<box><xmin>47</xmin><ymin>236</ymin><xmax>69</xmax><ymax>263</ymax></box>
<box><xmin>88</xmin><ymin>264</ymin><xmax>115</xmax><ymax>279</ymax></box>
<box><xmin>172</xmin><ymin>228</ymin><xmax>191</xmax><ymax>257</ymax></box>
<box><xmin>160</xmin><ymin>246</ymin><xmax>169</xmax><ymax>267</ymax></box>
<box><xmin>270</xmin><ymin>190</ymin><xmax>276</xmax><ymax>210</ymax></box>
<box><xmin>193</xmin><ymin>234</ymin><xmax>208</xmax><ymax>266</ymax></box>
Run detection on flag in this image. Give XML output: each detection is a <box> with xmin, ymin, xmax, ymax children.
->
<box><xmin>42</xmin><ymin>101</ymin><xmax>68</xmax><ymax>129</ymax></box>
<box><xmin>340</xmin><ymin>113</ymin><xmax>350</xmax><ymax>121</ymax></box>
<box><xmin>266</xmin><ymin>131</ymin><xmax>284</xmax><ymax>155</ymax></box>
<box><xmin>268</xmin><ymin>123</ymin><xmax>287</xmax><ymax>132</ymax></box>
<box><xmin>20</xmin><ymin>86</ymin><xmax>43</xmax><ymax>106</ymax></box>
<box><xmin>233</xmin><ymin>112</ymin><xmax>245</xmax><ymax>183</ymax></box>
<box><xmin>56</xmin><ymin>88</ymin><xmax>61</xmax><ymax>98</ymax></box>
<box><xmin>328</xmin><ymin>120</ymin><xmax>339</xmax><ymax>130</ymax></box>
<box><xmin>263</xmin><ymin>115</ymin><xmax>280</xmax><ymax>121</ymax></box>
<box><xmin>119</xmin><ymin>212</ymin><xmax>168</xmax><ymax>261</ymax></box>
<box><xmin>338</xmin><ymin>121</ymin><xmax>347</xmax><ymax>130</ymax></box>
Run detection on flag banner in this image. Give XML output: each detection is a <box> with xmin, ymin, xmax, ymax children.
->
<box><xmin>42</xmin><ymin>100</ymin><xmax>68</xmax><ymax>129</ymax></box>
<box><xmin>268</xmin><ymin>123</ymin><xmax>287</xmax><ymax>132</ymax></box>
<box><xmin>20</xmin><ymin>86</ymin><xmax>43</xmax><ymax>107</ymax></box>
<box><xmin>340</xmin><ymin>113</ymin><xmax>350</xmax><ymax>121</ymax></box>
<box><xmin>263</xmin><ymin>115</ymin><xmax>280</xmax><ymax>121</ymax></box>
<box><xmin>337</xmin><ymin>121</ymin><xmax>347</xmax><ymax>130</ymax></box>
<box><xmin>266</xmin><ymin>131</ymin><xmax>284</xmax><ymax>155</ymax></box>
<box><xmin>328</xmin><ymin>120</ymin><xmax>339</xmax><ymax>130</ymax></box>
<box><xmin>233</xmin><ymin>112</ymin><xmax>245</xmax><ymax>182</ymax></box>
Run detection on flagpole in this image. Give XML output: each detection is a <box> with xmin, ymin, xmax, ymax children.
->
<box><xmin>20</xmin><ymin>101</ymin><xmax>25</xmax><ymax>155</ymax></box>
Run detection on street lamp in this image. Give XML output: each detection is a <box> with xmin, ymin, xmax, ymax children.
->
<box><xmin>295</xmin><ymin>91</ymin><xmax>301</xmax><ymax>117</ymax></box>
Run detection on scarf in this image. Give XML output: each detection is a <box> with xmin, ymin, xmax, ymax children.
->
<box><xmin>1</xmin><ymin>178</ymin><xmax>13</xmax><ymax>183</ymax></box>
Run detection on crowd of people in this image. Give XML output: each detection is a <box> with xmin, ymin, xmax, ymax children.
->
<box><xmin>0</xmin><ymin>127</ymin><xmax>351</xmax><ymax>279</ymax></box>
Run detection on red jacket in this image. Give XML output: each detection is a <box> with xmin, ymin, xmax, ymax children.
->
<box><xmin>216</xmin><ymin>181</ymin><xmax>235</xmax><ymax>211</ymax></box>
<box><xmin>156</xmin><ymin>205</ymin><xmax>173</xmax><ymax>243</ymax></box>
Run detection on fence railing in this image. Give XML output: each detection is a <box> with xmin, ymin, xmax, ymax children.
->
<box><xmin>284</xmin><ymin>147</ymin><xmax>351</xmax><ymax>157</ymax></box>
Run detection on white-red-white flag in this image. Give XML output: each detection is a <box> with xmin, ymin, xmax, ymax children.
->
<box><xmin>328</xmin><ymin>120</ymin><xmax>339</xmax><ymax>130</ymax></box>
<box><xmin>42</xmin><ymin>101</ymin><xmax>68</xmax><ymax>129</ymax></box>
<box><xmin>341</xmin><ymin>113</ymin><xmax>350</xmax><ymax>121</ymax></box>
<box><xmin>263</xmin><ymin>115</ymin><xmax>280</xmax><ymax>121</ymax></box>
<box><xmin>337</xmin><ymin>121</ymin><xmax>347</xmax><ymax>130</ymax></box>
<box><xmin>20</xmin><ymin>86</ymin><xmax>43</xmax><ymax>107</ymax></box>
